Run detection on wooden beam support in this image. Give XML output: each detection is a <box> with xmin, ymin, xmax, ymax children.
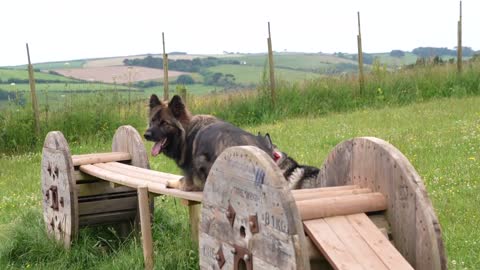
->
<box><xmin>26</xmin><ymin>43</ymin><xmax>40</xmax><ymax>136</ymax></box>
<box><xmin>72</xmin><ymin>152</ymin><xmax>131</xmax><ymax>166</ymax></box>
<box><xmin>293</xmin><ymin>188</ymin><xmax>372</xmax><ymax>201</ymax></box>
<box><xmin>296</xmin><ymin>192</ymin><xmax>387</xmax><ymax>220</ymax></box>
<box><xmin>162</xmin><ymin>32</ymin><xmax>169</xmax><ymax>100</ymax></box>
<box><xmin>138</xmin><ymin>186</ymin><xmax>154</xmax><ymax>270</ymax></box>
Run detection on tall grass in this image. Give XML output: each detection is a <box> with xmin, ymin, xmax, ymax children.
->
<box><xmin>1</xmin><ymin>62</ymin><xmax>479</xmax><ymax>153</ymax></box>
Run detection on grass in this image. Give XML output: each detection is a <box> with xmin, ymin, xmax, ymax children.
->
<box><xmin>0</xmin><ymin>69</ymin><xmax>77</xmax><ymax>83</ymax></box>
<box><xmin>370</xmin><ymin>52</ymin><xmax>418</xmax><ymax>67</ymax></box>
<box><xmin>143</xmin><ymin>83</ymin><xmax>222</xmax><ymax>96</ymax></box>
<box><xmin>207</xmin><ymin>64</ymin><xmax>322</xmax><ymax>85</ymax></box>
<box><xmin>231</xmin><ymin>52</ymin><xmax>358</xmax><ymax>71</ymax></box>
<box><xmin>0</xmin><ymin>96</ymin><xmax>479</xmax><ymax>269</ymax></box>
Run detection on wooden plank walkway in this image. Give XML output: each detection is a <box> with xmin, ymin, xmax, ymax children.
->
<box><xmin>304</xmin><ymin>213</ymin><xmax>413</xmax><ymax>270</ymax></box>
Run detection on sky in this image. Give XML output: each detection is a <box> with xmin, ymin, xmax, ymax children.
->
<box><xmin>1</xmin><ymin>0</ymin><xmax>478</xmax><ymax>66</ymax></box>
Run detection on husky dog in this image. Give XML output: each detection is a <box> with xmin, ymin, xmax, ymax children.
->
<box><xmin>273</xmin><ymin>150</ymin><xmax>320</xmax><ymax>190</ymax></box>
<box><xmin>144</xmin><ymin>94</ymin><xmax>275</xmax><ymax>191</ymax></box>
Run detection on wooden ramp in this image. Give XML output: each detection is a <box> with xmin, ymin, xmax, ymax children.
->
<box><xmin>304</xmin><ymin>213</ymin><xmax>413</xmax><ymax>270</ymax></box>
<box><xmin>74</xmin><ymin>157</ymin><xmax>203</xmax><ymax>202</ymax></box>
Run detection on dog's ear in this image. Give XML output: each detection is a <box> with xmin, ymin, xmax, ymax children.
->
<box><xmin>168</xmin><ymin>95</ymin><xmax>186</xmax><ymax>118</ymax></box>
<box><xmin>149</xmin><ymin>94</ymin><xmax>161</xmax><ymax>109</ymax></box>
<box><xmin>264</xmin><ymin>133</ymin><xmax>274</xmax><ymax>150</ymax></box>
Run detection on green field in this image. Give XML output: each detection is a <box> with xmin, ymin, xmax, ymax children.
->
<box><xmin>370</xmin><ymin>52</ymin><xmax>418</xmax><ymax>66</ymax></box>
<box><xmin>0</xmin><ymin>83</ymin><xmax>135</xmax><ymax>92</ymax></box>
<box><xmin>0</xmin><ymin>69</ymin><xmax>77</xmax><ymax>83</ymax></box>
<box><xmin>9</xmin><ymin>60</ymin><xmax>86</xmax><ymax>70</ymax></box>
<box><xmin>207</xmin><ymin>64</ymin><xmax>322</xmax><ymax>85</ymax></box>
<box><xmin>231</xmin><ymin>53</ymin><xmax>358</xmax><ymax>71</ymax></box>
<box><xmin>143</xmin><ymin>83</ymin><xmax>225</xmax><ymax>96</ymax></box>
<box><xmin>0</xmin><ymin>96</ymin><xmax>478</xmax><ymax>269</ymax></box>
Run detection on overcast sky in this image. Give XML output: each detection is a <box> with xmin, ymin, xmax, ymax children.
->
<box><xmin>1</xmin><ymin>0</ymin><xmax>478</xmax><ymax>66</ymax></box>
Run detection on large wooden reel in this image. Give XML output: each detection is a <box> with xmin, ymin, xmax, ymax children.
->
<box><xmin>200</xmin><ymin>146</ymin><xmax>310</xmax><ymax>270</ymax></box>
<box><xmin>41</xmin><ymin>131</ymin><xmax>78</xmax><ymax>248</ymax></box>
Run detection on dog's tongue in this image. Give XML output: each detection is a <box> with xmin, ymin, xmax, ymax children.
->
<box><xmin>151</xmin><ymin>138</ymin><xmax>166</xmax><ymax>156</ymax></box>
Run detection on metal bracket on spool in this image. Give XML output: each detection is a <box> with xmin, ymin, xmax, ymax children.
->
<box><xmin>232</xmin><ymin>245</ymin><xmax>253</xmax><ymax>270</ymax></box>
<box><xmin>248</xmin><ymin>214</ymin><xmax>259</xmax><ymax>234</ymax></box>
<box><xmin>226</xmin><ymin>203</ymin><xmax>236</xmax><ymax>227</ymax></box>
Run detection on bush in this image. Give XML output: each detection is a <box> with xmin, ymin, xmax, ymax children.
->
<box><xmin>175</xmin><ymin>74</ymin><xmax>195</xmax><ymax>85</ymax></box>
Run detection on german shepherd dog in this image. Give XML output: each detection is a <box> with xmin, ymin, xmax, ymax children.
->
<box><xmin>144</xmin><ymin>94</ymin><xmax>274</xmax><ymax>191</ymax></box>
<box><xmin>274</xmin><ymin>150</ymin><xmax>320</xmax><ymax>189</ymax></box>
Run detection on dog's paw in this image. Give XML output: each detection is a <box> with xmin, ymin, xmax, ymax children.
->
<box><xmin>167</xmin><ymin>178</ymin><xmax>183</xmax><ymax>189</ymax></box>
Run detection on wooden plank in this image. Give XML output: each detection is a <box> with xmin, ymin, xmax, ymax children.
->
<box><xmin>76</xmin><ymin>181</ymin><xmax>134</xmax><ymax>197</ymax></box>
<box><xmin>188</xmin><ymin>203</ymin><xmax>201</xmax><ymax>243</ymax></box>
<box><xmin>292</xmin><ymin>185</ymin><xmax>359</xmax><ymax>194</ymax></box>
<box><xmin>72</xmin><ymin>152</ymin><xmax>131</xmax><ymax>166</ymax></box>
<box><xmin>79</xmin><ymin>209</ymin><xmax>136</xmax><ymax>226</ymax></box>
<box><xmin>138</xmin><ymin>186</ymin><xmax>154</xmax><ymax>270</ymax></box>
<box><xmin>106</xmin><ymin>162</ymin><xmax>181</xmax><ymax>181</ymax></box>
<box><xmin>79</xmin><ymin>164</ymin><xmax>203</xmax><ymax>202</ymax></box>
<box><xmin>296</xmin><ymin>193</ymin><xmax>387</xmax><ymax>220</ymax></box>
<box><xmin>324</xmin><ymin>215</ymin><xmax>388</xmax><ymax>269</ymax></box>
<box><xmin>79</xmin><ymin>196</ymin><xmax>137</xmax><ymax>216</ymax></box>
<box><xmin>347</xmin><ymin>213</ymin><xmax>413</xmax><ymax>269</ymax></box>
<box><xmin>304</xmin><ymin>219</ymin><xmax>363</xmax><ymax>270</ymax></box>
<box><xmin>293</xmin><ymin>188</ymin><xmax>371</xmax><ymax>201</ymax></box>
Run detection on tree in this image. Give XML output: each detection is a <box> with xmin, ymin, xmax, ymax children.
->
<box><xmin>175</xmin><ymin>74</ymin><xmax>195</xmax><ymax>85</ymax></box>
<box><xmin>390</xmin><ymin>50</ymin><xmax>405</xmax><ymax>57</ymax></box>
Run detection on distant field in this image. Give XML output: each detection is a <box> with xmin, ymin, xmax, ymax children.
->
<box><xmin>232</xmin><ymin>53</ymin><xmax>358</xmax><ymax>71</ymax></box>
<box><xmin>53</xmin><ymin>66</ymin><xmax>188</xmax><ymax>84</ymax></box>
<box><xmin>371</xmin><ymin>52</ymin><xmax>418</xmax><ymax>66</ymax></box>
<box><xmin>10</xmin><ymin>60</ymin><xmax>86</xmax><ymax>70</ymax></box>
<box><xmin>0</xmin><ymin>68</ymin><xmax>77</xmax><ymax>82</ymax></box>
<box><xmin>84</xmin><ymin>54</ymin><xmax>242</xmax><ymax>67</ymax></box>
<box><xmin>207</xmin><ymin>64</ymin><xmax>322</xmax><ymax>84</ymax></box>
<box><xmin>143</xmin><ymin>83</ymin><xmax>242</xmax><ymax>97</ymax></box>
<box><xmin>0</xmin><ymin>82</ymin><xmax>134</xmax><ymax>92</ymax></box>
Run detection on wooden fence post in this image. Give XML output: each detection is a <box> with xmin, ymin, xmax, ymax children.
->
<box><xmin>357</xmin><ymin>12</ymin><xmax>365</xmax><ymax>95</ymax></box>
<box><xmin>267</xmin><ymin>22</ymin><xmax>276</xmax><ymax>107</ymax></box>
<box><xmin>162</xmin><ymin>32</ymin><xmax>169</xmax><ymax>100</ymax></box>
<box><xmin>26</xmin><ymin>43</ymin><xmax>40</xmax><ymax>136</ymax></box>
<box><xmin>457</xmin><ymin>1</ymin><xmax>462</xmax><ymax>73</ymax></box>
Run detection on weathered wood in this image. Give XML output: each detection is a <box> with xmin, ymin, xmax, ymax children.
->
<box><xmin>304</xmin><ymin>218</ymin><xmax>363</xmax><ymax>270</ymax></box>
<box><xmin>76</xmin><ymin>180</ymin><xmax>134</xmax><ymax>197</ymax></box>
<box><xmin>316</xmin><ymin>137</ymin><xmax>447</xmax><ymax>269</ymax></box>
<box><xmin>112</xmin><ymin>125</ymin><xmax>149</xmax><ymax>169</ymax></box>
<box><xmin>357</xmin><ymin>12</ymin><xmax>365</xmax><ymax>94</ymax></box>
<box><xmin>162</xmin><ymin>32</ymin><xmax>169</xmax><ymax>100</ymax></box>
<box><xmin>42</xmin><ymin>132</ymin><xmax>78</xmax><ymax>248</ymax></box>
<box><xmin>296</xmin><ymin>192</ymin><xmax>387</xmax><ymax>220</ymax></box>
<box><xmin>79</xmin><ymin>164</ymin><xmax>203</xmax><ymax>202</ymax></box>
<box><xmin>79</xmin><ymin>195</ymin><xmax>137</xmax><ymax>216</ymax></box>
<box><xmin>97</xmin><ymin>162</ymin><xmax>175</xmax><ymax>185</ymax></box>
<box><xmin>138</xmin><ymin>186</ymin><xmax>154</xmax><ymax>270</ymax></box>
<box><xmin>267</xmin><ymin>22</ymin><xmax>275</xmax><ymax>106</ymax></box>
<box><xmin>200</xmin><ymin>146</ymin><xmax>310</xmax><ymax>270</ymax></box>
<box><xmin>107</xmin><ymin>161</ymin><xmax>181</xmax><ymax>181</ymax></box>
<box><xmin>79</xmin><ymin>210</ymin><xmax>137</xmax><ymax>226</ymax></box>
<box><xmin>347</xmin><ymin>213</ymin><xmax>413</xmax><ymax>269</ymax></box>
<box><xmin>293</xmin><ymin>188</ymin><xmax>371</xmax><ymax>201</ymax></box>
<box><xmin>457</xmin><ymin>1</ymin><xmax>463</xmax><ymax>73</ymax></box>
<box><xmin>26</xmin><ymin>43</ymin><xmax>40</xmax><ymax>136</ymax></box>
<box><xmin>292</xmin><ymin>185</ymin><xmax>359</xmax><ymax>194</ymax></box>
<box><xmin>188</xmin><ymin>202</ymin><xmax>201</xmax><ymax>243</ymax></box>
<box><xmin>72</xmin><ymin>152</ymin><xmax>131</xmax><ymax>166</ymax></box>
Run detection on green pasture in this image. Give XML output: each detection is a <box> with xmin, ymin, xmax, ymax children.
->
<box><xmin>231</xmin><ymin>53</ymin><xmax>357</xmax><ymax>71</ymax></box>
<box><xmin>0</xmin><ymin>69</ymin><xmax>77</xmax><ymax>83</ymax></box>
<box><xmin>0</xmin><ymin>96</ymin><xmax>478</xmax><ymax>269</ymax></box>
<box><xmin>207</xmin><ymin>64</ymin><xmax>322</xmax><ymax>85</ymax></box>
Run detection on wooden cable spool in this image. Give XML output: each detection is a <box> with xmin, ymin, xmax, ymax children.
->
<box><xmin>41</xmin><ymin>125</ymin><xmax>149</xmax><ymax>247</ymax></box>
<box><xmin>199</xmin><ymin>138</ymin><xmax>447</xmax><ymax>270</ymax></box>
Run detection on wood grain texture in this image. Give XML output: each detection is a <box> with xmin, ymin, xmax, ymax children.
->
<box><xmin>200</xmin><ymin>146</ymin><xmax>310</xmax><ymax>270</ymax></box>
<box><xmin>296</xmin><ymin>192</ymin><xmax>387</xmax><ymax>220</ymax></box>
<box><xmin>316</xmin><ymin>137</ymin><xmax>447</xmax><ymax>269</ymax></box>
<box><xmin>42</xmin><ymin>131</ymin><xmax>78</xmax><ymax>248</ymax></box>
<box><xmin>72</xmin><ymin>152</ymin><xmax>131</xmax><ymax>166</ymax></box>
<box><xmin>138</xmin><ymin>186</ymin><xmax>154</xmax><ymax>270</ymax></box>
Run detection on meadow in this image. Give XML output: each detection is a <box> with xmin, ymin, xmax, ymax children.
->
<box><xmin>0</xmin><ymin>96</ymin><xmax>478</xmax><ymax>269</ymax></box>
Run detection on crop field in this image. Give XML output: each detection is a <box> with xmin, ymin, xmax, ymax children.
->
<box><xmin>9</xmin><ymin>60</ymin><xmax>86</xmax><ymax>70</ymax></box>
<box><xmin>0</xmin><ymin>96</ymin><xmax>478</xmax><ymax>269</ymax></box>
<box><xmin>52</xmin><ymin>66</ymin><xmax>188</xmax><ymax>84</ymax></box>
<box><xmin>207</xmin><ymin>64</ymin><xmax>322</xmax><ymax>84</ymax></box>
